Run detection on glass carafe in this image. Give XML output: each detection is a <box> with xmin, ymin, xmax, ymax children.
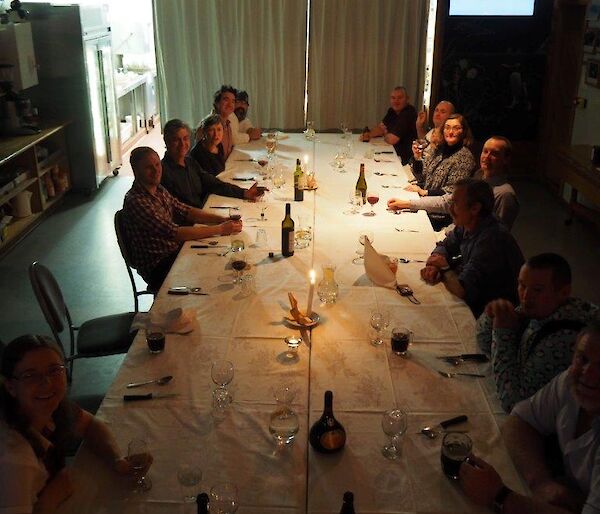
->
<box><xmin>317</xmin><ymin>264</ymin><xmax>339</xmax><ymax>304</ymax></box>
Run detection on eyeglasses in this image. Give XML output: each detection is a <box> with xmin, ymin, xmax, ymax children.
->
<box><xmin>444</xmin><ymin>126</ymin><xmax>463</xmax><ymax>133</ymax></box>
<box><xmin>13</xmin><ymin>364</ymin><xmax>66</xmax><ymax>385</ymax></box>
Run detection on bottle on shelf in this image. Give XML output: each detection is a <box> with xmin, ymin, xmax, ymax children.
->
<box><xmin>309</xmin><ymin>390</ymin><xmax>346</xmax><ymax>453</ymax></box>
<box><xmin>196</xmin><ymin>492</ymin><xmax>209</xmax><ymax>514</ymax></box>
<box><xmin>355</xmin><ymin>163</ymin><xmax>367</xmax><ymax>205</ymax></box>
<box><xmin>281</xmin><ymin>202</ymin><xmax>295</xmax><ymax>257</ymax></box>
<box><xmin>361</xmin><ymin>126</ymin><xmax>370</xmax><ymax>142</ymax></box>
<box><xmin>340</xmin><ymin>491</ymin><xmax>355</xmax><ymax>514</ymax></box>
<box><xmin>294</xmin><ymin>158</ymin><xmax>304</xmax><ymax>202</ymax></box>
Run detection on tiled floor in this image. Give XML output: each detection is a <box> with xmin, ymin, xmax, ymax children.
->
<box><xmin>0</xmin><ymin>128</ymin><xmax>598</xmax><ymax>411</ymax></box>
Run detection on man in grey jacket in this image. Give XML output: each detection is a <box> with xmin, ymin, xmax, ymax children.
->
<box><xmin>387</xmin><ymin>135</ymin><xmax>519</xmax><ymax>230</ymax></box>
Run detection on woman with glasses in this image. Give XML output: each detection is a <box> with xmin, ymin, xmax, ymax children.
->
<box><xmin>0</xmin><ymin>335</ymin><xmax>152</xmax><ymax>513</ymax></box>
<box><xmin>189</xmin><ymin>113</ymin><xmax>226</xmax><ymax>176</ymax></box>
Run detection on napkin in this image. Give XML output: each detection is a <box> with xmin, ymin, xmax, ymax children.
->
<box><xmin>364</xmin><ymin>238</ymin><xmax>397</xmax><ymax>289</ymax></box>
<box><xmin>132</xmin><ymin>308</ymin><xmax>197</xmax><ymax>334</ymax></box>
<box><xmin>287</xmin><ymin>292</ymin><xmax>313</xmax><ymax>325</ymax></box>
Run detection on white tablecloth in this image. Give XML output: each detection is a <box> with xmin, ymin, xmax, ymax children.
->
<box><xmin>59</xmin><ymin>134</ymin><xmax>524</xmax><ymax>513</ymax></box>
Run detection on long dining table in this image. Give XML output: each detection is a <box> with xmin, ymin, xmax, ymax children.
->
<box><xmin>59</xmin><ymin>133</ymin><xmax>527</xmax><ymax>513</ymax></box>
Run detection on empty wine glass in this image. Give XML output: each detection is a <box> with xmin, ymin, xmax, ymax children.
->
<box><xmin>352</xmin><ymin>231</ymin><xmax>374</xmax><ymax>264</ymax></box>
<box><xmin>370</xmin><ymin>309</ymin><xmax>390</xmax><ymax>346</ymax></box>
<box><xmin>177</xmin><ymin>463</ymin><xmax>202</xmax><ymax>502</ymax></box>
<box><xmin>211</xmin><ymin>360</ymin><xmax>234</xmax><ymax>404</ymax></box>
<box><xmin>210</xmin><ymin>482</ymin><xmax>239</xmax><ymax>513</ymax></box>
<box><xmin>127</xmin><ymin>438</ymin><xmax>152</xmax><ymax>492</ymax></box>
<box><xmin>381</xmin><ymin>408</ymin><xmax>407</xmax><ymax>459</ymax></box>
<box><xmin>364</xmin><ymin>189</ymin><xmax>380</xmax><ymax>216</ymax></box>
<box><xmin>269</xmin><ymin>384</ymin><xmax>300</xmax><ymax>447</ymax></box>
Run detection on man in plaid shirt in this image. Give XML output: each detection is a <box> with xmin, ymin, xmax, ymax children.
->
<box><xmin>122</xmin><ymin>147</ymin><xmax>242</xmax><ymax>291</ymax></box>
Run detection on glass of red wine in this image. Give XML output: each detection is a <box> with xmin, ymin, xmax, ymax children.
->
<box><xmin>230</xmin><ymin>250</ymin><xmax>247</xmax><ymax>284</ymax></box>
<box><xmin>364</xmin><ymin>189</ymin><xmax>379</xmax><ymax>216</ymax></box>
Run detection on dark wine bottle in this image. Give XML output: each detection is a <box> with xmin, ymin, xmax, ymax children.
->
<box><xmin>281</xmin><ymin>202</ymin><xmax>295</xmax><ymax>257</ymax></box>
<box><xmin>294</xmin><ymin>158</ymin><xmax>304</xmax><ymax>202</ymax></box>
<box><xmin>362</xmin><ymin>126</ymin><xmax>370</xmax><ymax>142</ymax></box>
<box><xmin>340</xmin><ymin>491</ymin><xmax>355</xmax><ymax>514</ymax></box>
<box><xmin>196</xmin><ymin>493</ymin><xmax>209</xmax><ymax>514</ymax></box>
<box><xmin>355</xmin><ymin>163</ymin><xmax>367</xmax><ymax>205</ymax></box>
<box><xmin>309</xmin><ymin>390</ymin><xmax>346</xmax><ymax>453</ymax></box>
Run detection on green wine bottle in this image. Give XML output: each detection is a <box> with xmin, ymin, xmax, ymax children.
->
<box><xmin>281</xmin><ymin>203</ymin><xmax>295</xmax><ymax>257</ymax></box>
<box><xmin>355</xmin><ymin>163</ymin><xmax>367</xmax><ymax>205</ymax></box>
<box><xmin>294</xmin><ymin>158</ymin><xmax>304</xmax><ymax>202</ymax></box>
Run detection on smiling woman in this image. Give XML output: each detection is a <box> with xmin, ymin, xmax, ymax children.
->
<box><xmin>0</xmin><ymin>335</ymin><xmax>153</xmax><ymax>513</ymax></box>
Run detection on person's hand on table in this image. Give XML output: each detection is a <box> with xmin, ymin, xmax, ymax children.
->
<box><xmin>420</xmin><ymin>265</ymin><xmax>441</xmax><ymax>285</ymax></box>
<box><xmin>247</xmin><ymin>127</ymin><xmax>262</xmax><ymax>140</ymax></box>
<box><xmin>378</xmin><ymin>122</ymin><xmax>388</xmax><ymax>134</ymax></box>
<box><xmin>426</xmin><ymin>253</ymin><xmax>448</xmax><ymax>269</ymax></box>
<box><xmin>404</xmin><ymin>184</ymin><xmax>427</xmax><ymax>196</ymax></box>
<box><xmin>115</xmin><ymin>453</ymin><xmax>154</xmax><ymax>477</ymax></box>
<box><xmin>485</xmin><ymin>299</ymin><xmax>519</xmax><ymax>330</ymax></box>
<box><xmin>219</xmin><ymin>219</ymin><xmax>242</xmax><ymax>235</ymax></box>
<box><xmin>244</xmin><ymin>182</ymin><xmax>268</xmax><ymax>201</ymax></box>
<box><xmin>459</xmin><ymin>455</ymin><xmax>504</xmax><ymax>506</ymax></box>
<box><xmin>387</xmin><ymin>198</ymin><xmax>410</xmax><ymax>211</ymax></box>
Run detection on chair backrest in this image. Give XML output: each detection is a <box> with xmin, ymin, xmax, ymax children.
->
<box><xmin>114</xmin><ymin>209</ymin><xmax>143</xmax><ymax>312</ymax></box>
<box><xmin>28</xmin><ymin>261</ymin><xmax>70</xmax><ymax>348</ymax></box>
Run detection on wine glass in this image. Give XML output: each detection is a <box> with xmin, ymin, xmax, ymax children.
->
<box><xmin>370</xmin><ymin>309</ymin><xmax>390</xmax><ymax>346</ymax></box>
<box><xmin>265</xmin><ymin>132</ymin><xmax>277</xmax><ymax>160</ymax></box>
<box><xmin>381</xmin><ymin>408</ymin><xmax>407</xmax><ymax>459</ymax></box>
<box><xmin>127</xmin><ymin>438</ymin><xmax>152</xmax><ymax>492</ymax></box>
<box><xmin>230</xmin><ymin>249</ymin><xmax>247</xmax><ymax>284</ymax></box>
<box><xmin>210</xmin><ymin>482</ymin><xmax>239</xmax><ymax>513</ymax></box>
<box><xmin>211</xmin><ymin>360</ymin><xmax>234</xmax><ymax>404</ymax></box>
<box><xmin>352</xmin><ymin>231</ymin><xmax>374</xmax><ymax>264</ymax></box>
<box><xmin>177</xmin><ymin>463</ymin><xmax>202</xmax><ymax>502</ymax></box>
<box><xmin>269</xmin><ymin>384</ymin><xmax>300</xmax><ymax>447</ymax></box>
<box><xmin>283</xmin><ymin>335</ymin><xmax>302</xmax><ymax>359</ymax></box>
<box><xmin>344</xmin><ymin>191</ymin><xmax>362</xmax><ymax>215</ymax></box>
<box><xmin>364</xmin><ymin>189</ymin><xmax>380</xmax><ymax>216</ymax></box>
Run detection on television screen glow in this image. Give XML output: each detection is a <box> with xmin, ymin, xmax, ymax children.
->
<box><xmin>450</xmin><ymin>0</ymin><xmax>535</xmax><ymax>16</ymax></box>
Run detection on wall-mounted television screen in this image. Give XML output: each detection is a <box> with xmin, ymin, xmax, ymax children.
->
<box><xmin>449</xmin><ymin>0</ymin><xmax>535</xmax><ymax>16</ymax></box>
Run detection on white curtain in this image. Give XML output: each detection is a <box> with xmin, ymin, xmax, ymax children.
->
<box><xmin>154</xmin><ymin>0</ymin><xmax>308</xmax><ymax>130</ymax></box>
<box><xmin>307</xmin><ymin>0</ymin><xmax>428</xmax><ymax>131</ymax></box>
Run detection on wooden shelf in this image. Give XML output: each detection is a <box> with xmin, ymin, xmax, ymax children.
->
<box><xmin>37</xmin><ymin>150</ymin><xmax>66</xmax><ymax>176</ymax></box>
<box><xmin>0</xmin><ymin>212</ymin><xmax>41</xmax><ymax>249</ymax></box>
<box><xmin>0</xmin><ymin>177</ymin><xmax>37</xmax><ymax>208</ymax></box>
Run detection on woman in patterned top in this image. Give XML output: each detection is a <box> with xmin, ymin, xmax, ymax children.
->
<box><xmin>190</xmin><ymin>113</ymin><xmax>226</xmax><ymax>177</ymax></box>
<box><xmin>0</xmin><ymin>335</ymin><xmax>152</xmax><ymax>513</ymax></box>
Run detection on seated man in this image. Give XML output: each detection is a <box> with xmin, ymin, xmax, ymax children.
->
<box><xmin>233</xmin><ymin>90</ymin><xmax>261</xmax><ymax>142</ymax></box>
<box><xmin>122</xmin><ymin>146</ymin><xmax>242</xmax><ymax>291</ymax></box>
<box><xmin>359</xmin><ymin>86</ymin><xmax>417</xmax><ymax>164</ymax></box>
<box><xmin>388</xmin><ymin>135</ymin><xmax>520</xmax><ymax>230</ymax></box>
<box><xmin>160</xmin><ymin>118</ymin><xmax>266</xmax><ymax>208</ymax></box>
<box><xmin>420</xmin><ymin>178</ymin><xmax>524</xmax><ymax>318</ymax></box>
<box><xmin>415</xmin><ymin>100</ymin><xmax>455</xmax><ymax>144</ymax></box>
<box><xmin>459</xmin><ymin>321</ymin><xmax>600</xmax><ymax>514</ymax></box>
<box><xmin>477</xmin><ymin>253</ymin><xmax>598</xmax><ymax>412</ymax></box>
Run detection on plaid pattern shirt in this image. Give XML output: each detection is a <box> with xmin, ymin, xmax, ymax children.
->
<box><xmin>122</xmin><ymin>182</ymin><xmax>190</xmax><ymax>281</ymax></box>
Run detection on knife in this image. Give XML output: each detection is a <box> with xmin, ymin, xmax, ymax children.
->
<box><xmin>210</xmin><ymin>206</ymin><xmax>239</xmax><ymax>209</ymax></box>
<box><xmin>191</xmin><ymin>245</ymin><xmax>228</xmax><ymax>249</ymax></box>
<box><xmin>124</xmin><ymin>393</ymin><xmax>179</xmax><ymax>402</ymax></box>
<box><xmin>234</xmin><ymin>159</ymin><xmax>256</xmax><ymax>162</ymax></box>
<box><xmin>437</xmin><ymin>353</ymin><xmax>489</xmax><ymax>363</ymax></box>
<box><xmin>375</xmin><ymin>151</ymin><xmax>394</xmax><ymax>154</ymax></box>
<box><xmin>232</xmin><ymin>177</ymin><xmax>256</xmax><ymax>181</ymax></box>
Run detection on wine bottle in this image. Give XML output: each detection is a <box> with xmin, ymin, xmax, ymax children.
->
<box><xmin>281</xmin><ymin>203</ymin><xmax>295</xmax><ymax>257</ymax></box>
<box><xmin>196</xmin><ymin>493</ymin><xmax>209</xmax><ymax>514</ymax></box>
<box><xmin>294</xmin><ymin>158</ymin><xmax>304</xmax><ymax>202</ymax></box>
<box><xmin>309</xmin><ymin>390</ymin><xmax>346</xmax><ymax>453</ymax></box>
<box><xmin>355</xmin><ymin>163</ymin><xmax>367</xmax><ymax>205</ymax></box>
<box><xmin>362</xmin><ymin>126</ymin><xmax>370</xmax><ymax>142</ymax></box>
<box><xmin>340</xmin><ymin>491</ymin><xmax>355</xmax><ymax>514</ymax></box>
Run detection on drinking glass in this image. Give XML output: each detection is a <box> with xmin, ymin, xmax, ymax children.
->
<box><xmin>391</xmin><ymin>327</ymin><xmax>412</xmax><ymax>356</ymax></box>
<box><xmin>230</xmin><ymin>238</ymin><xmax>244</xmax><ymax>252</ymax></box>
<box><xmin>269</xmin><ymin>385</ymin><xmax>300</xmax><ymax>447</ymax></box>
<box><xmin>332</xmin><ymin>145</ymin><xmax>347</xmax><ymax>172</ymax></box>
<box><xmin>370</xmin><ymin>309</ymin><xmax>390</xmax><ymax>346</ymax></box>
<box><xmin>255</xmin><ymin>228</ymin><xmax>268</xmax><ymax>248</ymax></box>
<box><xmin>381</xmin><ymin>409</ymin><xmax>407</xmax><ymax>459</ymax></box>
<box><xmin>364</xmin><ymin>189</ymin><xmax>380</xmax><ymax>216</ymax></box>
<box><xmin>210</xmin><ymin>482</ymin><xmax>239</xmax><ymax>513</ymax></box>
<box><xmin>352</xmin><ymin>231</ymin><xmax>374</xmax><ymax>264</ymax></box>
<box><xmin>211</xmin><ymin>360</ymin><xmax>234</xmax><ymax>404</ymax></box>
<box><xmin>272</xmin><ymin>163</ymin><xmax>285</xmax><ymax>189</ymax></box>
<box><xmin>239</xmin><ymin>273</ymin><xmax>255</xmax><ymax>297</ymax></box>
<box><xmin>127</xmin><ymin>438</ymin><xmax>152</xmax><ymax>492</ymax></box>
<box><xmin>441</xmin><ymin>432</ymin><xmax>473</xmax><ymax>480</ymax></box>
<box><xmin>266</xmin><ymin>132</ymin><xmax>277</xmax><ymax>159</ymax></box>
<box><xmin>228</xmin><ymin>208</ymin><xmax>241</xmax><ymax>221</ymax></box>
<box><xmin>283</xmin><ymin>335</ymin><xmax>302</xmax><ymax>359</ymax></box>
<box><xmin>177</xmin><ymin>463</ymin><xmax>202</xmax><ymax>502</ymax></box>
<box><xmin>294</xmin><ymin>215</ymin><xmax>311</xmax><ymax>249</ymax></box>
<box><xmin>344</xmin><ymin>191</ymin><xmax>362</xmax><ymax>215</ymax></box>
<box><xmin>230</xmin><ymin>249</ymin><xmax>247</xmax><ymax>284</ymax></box>
<box><xmin>304</xmin><ymin>121</ymin><xmax>316</xmax><ymax>141</ymax></box>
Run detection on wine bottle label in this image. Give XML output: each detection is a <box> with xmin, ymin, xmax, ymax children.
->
<box><xmin>320</xmin><ymin>429</ymin><xmax>346</xmax><ymax>450</ymax></box>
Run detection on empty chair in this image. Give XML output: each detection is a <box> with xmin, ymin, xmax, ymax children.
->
<box><xmin>114</xmin><ymin>209</ymin><xmax>156</xmax><ymax>312</ymax></box>
<box><xmin>29</xmin><ymin>261</ymin><xmax>137</xmax><ymax>379</ymax></box>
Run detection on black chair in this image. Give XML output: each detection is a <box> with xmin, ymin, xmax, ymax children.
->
<box><xmin>29</xmin><ymin>261</ymin><xmax>137</xmax><ymax>380</ymax></box>
<box><xmin>114</xmin><ymin>209</ymin><xmax>155</xmax><ymax>312</ymax></box>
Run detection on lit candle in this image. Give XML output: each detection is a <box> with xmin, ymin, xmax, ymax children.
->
<box><xmin>306</xmin><ymin>269</ymin><xmax>316</xmax><ymax>316</ymax></box>
<box><xmin>303</xmin><ymin>154</ymin><xmax>309</xmax><ymax>174</ymax></box>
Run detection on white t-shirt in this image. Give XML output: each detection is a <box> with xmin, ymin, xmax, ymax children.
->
<box><xmin>228</xmin><ymin>112</ymin><xmax>250</xmax><ymax>145</ymax></box>
<box><xmin>0</xmin><ymin>424</ymin><xmax>49</xmax><ymax>514</ymax></box>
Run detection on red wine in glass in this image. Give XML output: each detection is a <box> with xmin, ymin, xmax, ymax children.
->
<box><xmin>367</xmin><ymin>195</ymin><xmax>379</xmax><ymax>206</ymax></box>
<box><xmin>231</xmin><ymin>260</ymin><xmax>247</xmax><ymax>271</ymax></box>
<box><xmin>364</xmin><ymin>192</ymin><xmax>379</xmax><ymax>216</ymax></box>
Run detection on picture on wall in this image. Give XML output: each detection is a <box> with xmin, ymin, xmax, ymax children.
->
<box><xmin>584</xmin><ymin>26</ymin><xmax>599</xmax><ymax>54</ymax></box>
<box><xmin>585</xmin><ymin>59</ymin><xmax>600</xmax><ymax>88</ymax></box>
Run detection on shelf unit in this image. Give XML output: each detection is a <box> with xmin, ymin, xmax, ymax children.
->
<box><xmin>0</xmin><ymin>122</ymin><xmax>71</xmax><ymax>254</ymax></box>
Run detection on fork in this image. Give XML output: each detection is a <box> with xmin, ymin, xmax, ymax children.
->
<box><xmin>437</xmin><ymin>370</ymin><xmax>485</xmax><ymax>379</ymax></box>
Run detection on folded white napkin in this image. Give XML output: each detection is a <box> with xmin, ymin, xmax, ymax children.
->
<box><xmin>363</xmin><ymin>238</ymin><xmax>397</xmax><ymax>289</ymax></box>
<box><xmin>132</xmin><ymin>308</ymin><xmax>197</xmax><ymax>334</ymax></box>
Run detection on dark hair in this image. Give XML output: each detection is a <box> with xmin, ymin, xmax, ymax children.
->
<box><xmin>578</xmin><ymin>319</ymin><xmax>600</xmax><ymax>342</ymax></box>
<box><xmin>488</xmin><ymin>135</ymin><xmax>513</xmax><ymax>158</ymax></box>
<box><xmin>0</xmin><ymin>335</ymin><xmax>74</xmax><ymax>474</ymax></box>
<box><xmin>213</xmin><ymin>85</ymin><xmax>237</xmax><ymax>111</ymax></box>
<box><xmin>454</xmin><ymin>178</ymin><xmax>495</xmax><ymax>217</ymax></box>
<box><xmin>163</xmin><ymin>118</ymin><xmax>191</xmax><ymax>141</ymax></box>
<box><xmin>129</xmin><ymin>146</ymin><xmax>157</xmax><ymax>173</ymax></box>
<box><xmin>195</xmin><ymin>113</ymin><xmax>223</xmax><ymax>144</ymax></box>
<box><xmin>526</xmin><ymin>253</ymin><xmax>572</xmax><ymax>288</ymax></box>
<box><xmin>440</xmin><ymin>113</ymin><xmax>474</xmax><ymax>149</ymax></box>
<box><xmin>236</xmin><ymin>90</ymin><xmax>249</xmax><ymax>104</ymax></box>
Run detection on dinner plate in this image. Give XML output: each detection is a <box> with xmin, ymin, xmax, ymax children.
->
<box><xmin>284</xmin><ymin>312</ymin><xmax>320</xmax><ymax>328</ymax></box>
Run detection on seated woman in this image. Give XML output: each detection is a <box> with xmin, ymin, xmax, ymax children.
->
<box><xmin>0</xmin><ymin>335</ymin><xmax>151</xmax><ymax>513</ymax></box>
<box><xmin>401</xmin><ymin>114</ymin><xmax>476</xmax><ymax>229</ymax></box>
<box><xmin>189</xmin><ymin>114</ymin><xmax>226</xmax><ymax>176</ymax></box>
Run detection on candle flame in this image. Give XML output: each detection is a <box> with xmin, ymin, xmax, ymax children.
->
<box><xmin>309</xmin><ymin>269</ymin><xmax>316</xmax><ymax>284</ymax></box>
<box><xmin>303</xmin><ymin>154</ymin><xmax>309</xmax><ymax>164</ymax></box>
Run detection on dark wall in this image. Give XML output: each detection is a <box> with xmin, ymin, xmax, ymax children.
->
<box><xmin>438</xmin><ymin>0</ymin><xmax>553</xmax><ymax>143</ymax></box>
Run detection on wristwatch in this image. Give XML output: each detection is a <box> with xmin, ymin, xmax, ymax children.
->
<box><xmin>493</xmin><ymin>485</ymin><xmax>512</xmax><ymax>513</ymax></box>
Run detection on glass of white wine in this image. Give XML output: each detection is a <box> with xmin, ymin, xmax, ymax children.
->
<box><xmin>266</xmin><ymin>132</ymin><xmax>277</xmax><ymax>159</ymax></box>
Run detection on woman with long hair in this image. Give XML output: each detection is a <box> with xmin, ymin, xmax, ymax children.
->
<box><xmin>189</xmin><ymin>113</ymin><xmax>226</xmax><ymax>176</ymax></box>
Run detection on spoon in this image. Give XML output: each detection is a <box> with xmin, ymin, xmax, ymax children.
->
<box><xmin>437</xmin><ymin>370</ymin><xmax>486</xmax><ymax>379</ymax></box>
<box><xmin>420</xmin><ymin>415</ymin><xmax>469</xmax><ymax>439</ymax></box>
<box><xmin>374</xmin><ymin>172</ymin><xmax>398</xmax><ymax>176</ymax></box>
<box><xmin>126</xmin><ymin>375</ymin><xmax>173</xmax><ymax>388</ymax></box>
